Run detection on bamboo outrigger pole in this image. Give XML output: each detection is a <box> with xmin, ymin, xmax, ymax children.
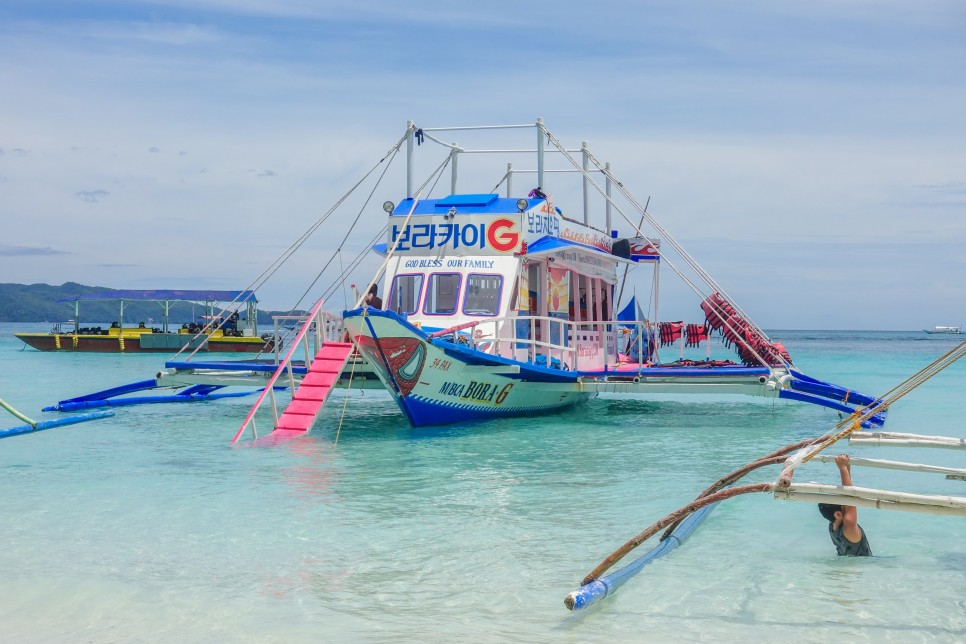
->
<box><xmin>567</xmin><ymin>340</ymin><xmax>966</xmax><ymax>611</ymax></box>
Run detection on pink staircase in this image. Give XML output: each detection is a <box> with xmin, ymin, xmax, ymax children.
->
<box><xmin>272</xmin><ymin>342</ymin><xmax>353</xmax><ymax>434</ymax></box>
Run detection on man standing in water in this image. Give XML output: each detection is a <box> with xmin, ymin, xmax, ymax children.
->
<box><xmin>818</xmin><ymin>454</ymin><xmax>873</xmax><ymax>556</ymax></box>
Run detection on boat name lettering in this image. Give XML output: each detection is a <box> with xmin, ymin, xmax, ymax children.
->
<box><xmin>560</xmin><ymin>226</ymin><xmax>612</xmax><ymax>252</ymax></box>
<box><xmin>438</xmin><ymin>379</ymin><xmax>512</xmax><ymax>405</ymax></box>
<box><xmin>557</xmin><ymin>250</ymin><xmax>607</xmax><ymax>269</ymax></box>
<box><xmin>577</xmin><ymin>341</ymin><xmax>600</xmax><ymax>358</ymax></box>
<box><xmin>390</xmin><ymin>219</ymin><xmax>520</xmax><ymax>254</ymax></box>
<box><xmin>430</xmin><ymin>358</ymin><xmax>453</xmax><ymax>371</ymax></box>
<box><xmin>487</xmin><ymin>218</ymin><xmax>520</xmax><ymax>252</ymax></box>
<box><xmin>392</xmin><ymin>223</ymin><xmax>484</xmax><ymax>252</ymax></box>
<box><xmin>445</xmin><ymin>259</ymin><xmax>495</xmax><ymax>269</ymax></box>
<box><xmin>527</xmin><ymin>211</ymin><xmax>560</xmax><ymax>237</ymax></box>
<box><xmin>494</xmin><ymin>383</ymin><xmax>513</xmax><ymax>405</ymax></box>
<box><xmin>404</xmin><ymin>259</ymin><xmax>444</xmax><ymax>268</ymax></box>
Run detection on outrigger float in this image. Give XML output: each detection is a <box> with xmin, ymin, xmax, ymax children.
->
<box><xmin>1</xmin><ymin>396</ymin><xmax>113</xmax><ymax>440</ymax></box>
<box><xmin>566</xmin><ymin>340</ymin><xmax>966</xmax><ymax>611</ymax></box>
<box><xmin>44</xmin><ymin>120</ymin><xmax>887</xmax><ymax>442</ymax></box>
<box><xmin>16</xmin><ymin>290</ymin><xmax>276</xmax><ymax>353</ymax></box>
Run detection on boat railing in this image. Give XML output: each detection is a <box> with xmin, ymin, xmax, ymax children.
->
<box><xmin>433</xmin><ymin>315</ymin><xmax>629</xmax><ymax>372</ymax></box>
<box><xmin>496</xmin><ymin>315</ymin><xmax>650</xmax><ymax>372</ymax></box>
<box><xmin>270</xmin><ymin>310</ymin><xmax>346</xmax><ymax>366</ymax></box>
<box><xmin>233</xmin><ymin>299</ymin><xmax>341</xmax><ymax>443</ymax></box>
<box><xmin>430</xmin><ymin>315</ymin><xmax>575</xmax><ymax>370</ymax></box>
<box><xmin>458</xmin><ymin>315</ymin><xmax>616</xmax><ymax>372</ymax></box>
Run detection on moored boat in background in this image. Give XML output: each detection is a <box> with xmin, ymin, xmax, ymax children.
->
<box><xmin>15</xmin><ymin>290</ymin><xmax>276</xmax><ymax>353</ymax></box>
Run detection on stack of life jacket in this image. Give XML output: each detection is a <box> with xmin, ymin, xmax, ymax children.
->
<box><xmin>700</xmin><ymin>292</ymin><xmax>793</xmax><ymax>367</ymax></box>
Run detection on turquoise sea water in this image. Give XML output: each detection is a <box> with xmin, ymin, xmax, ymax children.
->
<box><xmin>1</xmin><ymin>323</ymin><xmax>964</xmax><ymax>642</ymax></box>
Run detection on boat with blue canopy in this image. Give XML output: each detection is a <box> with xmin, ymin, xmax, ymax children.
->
<box><xmin>15</xmin><ymin>289</ymin><xmax>276</xmax><ymax>353</ymax></box>
<box><xmin>43</xmin><ymin>120</ymin><xmax>888</xmax><ymax>441</ymax></box>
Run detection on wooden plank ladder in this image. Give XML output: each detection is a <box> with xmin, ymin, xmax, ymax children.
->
<box><xmin>232</xmin><ymin>298</ymin><xmax>352</xmax><ymax>445</ymax></box>
<box><xmin>272</xmin><ymin>342</ymin><xmax>353</xmax><ymax>435</ymax></box>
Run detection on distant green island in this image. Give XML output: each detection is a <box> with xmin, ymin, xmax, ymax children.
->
<box><xmin>0</xmin><ymin>282</ymin><xmax>292</xmax><ymax>324</ymax></box>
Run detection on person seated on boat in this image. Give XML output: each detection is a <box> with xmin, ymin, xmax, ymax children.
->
<box><xmin>138</xmin><ymin>321</ymin><xmax>146</xmax><ymax>328</ymax></box>
<box><xmin>111</xmin><ymin>321</ymin><xmax>119</xmax><ymax>328</ymax></box>
<box><xmin>818</xmin><ymin>454</ymin><xmax>872</xmax><ymax>557</ymax></box>
<box><xmin>365</xmin><ymin>284</ymin><xmax>383</xmax><ymax>309</ymax></box>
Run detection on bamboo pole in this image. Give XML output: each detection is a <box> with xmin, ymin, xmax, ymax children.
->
<box><xmin>812</xmin><ymin>454</ymin><xmax>966</xmax><ymax>477</ymax></box>
<box><xmin>660</xmin><ymin>437</ymin><xmax>824</xmax><ymax>540</ymax></box>
<box><xmin>581</xmin><ymin>482</ymin><xmax>773</xmax><ymax>585</ymax></box>
<box><xmin>774</xmin><ymin>483</ymin><xmax>966</xmax><ymax>516</ymax></box>
<box><xmin>0</xmin><ymin>398</ymin><xmax>36</xmax><ymax>427</ymax></box>
<box><xmin>848</xmin><ymin>432</ymin><xmax>966</xmax><ymax>450</ymax></box>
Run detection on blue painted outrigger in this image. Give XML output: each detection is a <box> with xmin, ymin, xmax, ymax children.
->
<box><xmin>1</xmin><ymin>396</ymin><xmax>115</xmax><ymax>440</ymax></box>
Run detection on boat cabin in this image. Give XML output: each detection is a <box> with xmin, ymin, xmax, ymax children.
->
<box><xmin>376</xmin><ymin>193</ymin><xmax>635</xmax><ymax>371</ymax></box>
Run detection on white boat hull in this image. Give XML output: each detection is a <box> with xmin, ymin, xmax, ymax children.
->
<box><xmin>343</xmin><ymin>309</ymin><xmax>592</xmax><ymax>426</ymax></box>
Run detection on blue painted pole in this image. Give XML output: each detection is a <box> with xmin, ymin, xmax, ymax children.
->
<box><xmin>0</xmin><ymin>410</ymin><xmax>115</xmax><ymax>439</ymax></box>
<box><xmin>565</xmin><ymin>503</ymin><xmax>717</xmax><ymax>611</ymax></box>
<box><xmin>47</xmin><ymin>389</ymin><xmax>260</xmax><ymax>412</ymax></box>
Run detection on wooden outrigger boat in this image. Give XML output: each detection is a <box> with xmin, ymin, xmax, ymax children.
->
<box><xmin>566</xmin><ymin>340</ymin><xmax>966</xmax><ymax>611</ymax></box>
<box><xmin>44</xmin><ymin>120</ymin><xmax>888</xmax><ymax>442</ymax></box>
<box><xmin>16</xmin><ymin>289</ymin><xmax>276</xmax><ymax>353</ymax></box>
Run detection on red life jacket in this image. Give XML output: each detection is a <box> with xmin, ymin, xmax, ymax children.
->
<box><xmin>685</xmin><ymin>323</ymin><xmax>709</xmax><ymax>347</ymax></box>
<box><xmin>659</xmin><ymin>321</ymin><xmax>684</xmax><ymax>346</ymax></box>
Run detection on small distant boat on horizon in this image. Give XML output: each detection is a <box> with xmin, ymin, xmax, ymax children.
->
<box><xmin>924</xmin><ymin>325</ymin><xmax>962</xmax><ymax>335</ymax></box>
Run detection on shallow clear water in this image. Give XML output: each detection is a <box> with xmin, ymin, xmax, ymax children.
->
<box><xmin>1</xmin><ymin>324</ymin><xmax>964</xmax><ymax>642</ymax></box>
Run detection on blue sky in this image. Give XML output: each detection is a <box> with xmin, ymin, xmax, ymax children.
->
<box><xmin>1</xmin><ymin>1</ymin><xmax>964</xmax><ymax>329</ymax></box>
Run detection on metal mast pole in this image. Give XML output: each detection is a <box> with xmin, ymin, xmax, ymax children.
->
<box><xmin>506</xmin><ymin>163</ymin><xmax>512</xmax><ymax>198</ymax></box>
<box><xmin>406</xmin><ymin>120</ymin><xmax>414</xmax><ymax>199</ymax></box>
<box><xmin>582</xmin><ymin>141</ymin><xmax>590</xmax><ymax>225</ymax></box>
<box><xmin>536</xmin><ymin>117</ymin><xmax>545</xmax><ymax>191</ymax></box>
<box><xmin>450</xmin><ymin>143</ymin><xmax>458</xmax><ymax>195</ymax></box>
<box><xmin>605</xmin><ymin>162</ymin><xmax>613</xmax><ymax>234</ymax></box>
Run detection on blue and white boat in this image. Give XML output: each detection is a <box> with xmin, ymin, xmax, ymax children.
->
<box><xmin>336</xmin><ymin>120</ymin><xmax>885</xmax><ymax>428</ymax></box>
<box><xmin>49</xmin><ymin>120</ymin><xmax>887</xmax><ymax>439</ymax></box>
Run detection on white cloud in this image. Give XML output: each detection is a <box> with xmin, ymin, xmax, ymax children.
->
<box><xmin>0</xmin><ymin>1</ymin><xmax>963</xmax><ymax>327</ymax></box>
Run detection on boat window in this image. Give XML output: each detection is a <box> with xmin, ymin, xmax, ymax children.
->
<box><xmin>463</xmin><ymin>274</ymin><xmax>503</xmax><ymax>316</ymax></box>
<box><xmin>423</xmin><ymin>273</ymin><xmax>461</xmax><ymax>315</ymax></box>
<box><xmin>388</xmin><ymin>274</ymin><xmax>424</xmax><ymax>315</ymax></box>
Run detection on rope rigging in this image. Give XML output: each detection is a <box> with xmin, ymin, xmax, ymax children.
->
<box><xmin>170</xmin><ymin>131</ymin><xmax>410</xmax><ymax>363</ymax></box>
<box><xmin>535</xmin><ymin>123</ymin><xmax>784</xmax><ymax>371</ymax></box>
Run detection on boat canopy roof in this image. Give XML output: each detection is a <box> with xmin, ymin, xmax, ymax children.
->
<box><xmin>56</xmin><ymin>289</ymin><xmax>258</xmax><ymax>303</ymax></box>
<box><xmin>390</xmin><ymin>194</ymin><xmax>535</xmax><ymax>215</ymax></box>
<box><xmin>526</xmin><ymin>235</ymin><xmax>635</xmax><ymax>265</ymax></box>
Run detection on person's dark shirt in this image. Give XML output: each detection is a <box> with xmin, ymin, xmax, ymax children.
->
<box><xmin>828</xmin><ymin>522</ymin><xmax>872</xmax><ymax>557</ymax></box>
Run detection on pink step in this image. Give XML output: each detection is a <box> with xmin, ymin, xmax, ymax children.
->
<box><xmin>311</xmin><ymin>358</ymin><xmax>347</xmax><ymax>374</ymax></box>
<box><xmin>285</xmin><ymin>399</ymin><xmax>327</xmax><ymax>415</ymax></box>
<box><xmin>254</xmin><ymin>428</ymin><xmax>305</xmax><ymax>447</ymax></box>
<box><xmin>272</xmin><ymin>342</ymin><xmax>353</xmax><ymax>435</ymax></box>
<box><xmin>275</xmin><ymin>413</ymin><xmax>315</xmax><ymax>432</ymax></box>
<box><xmin>300</xmin><ymin>371</ymin><xmax>338</xmax><ymax>389</ymax></box>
